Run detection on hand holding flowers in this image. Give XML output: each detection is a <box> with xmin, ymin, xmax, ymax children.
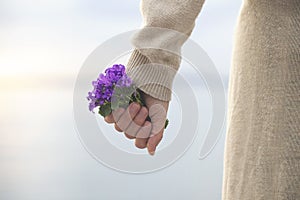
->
<box><xmin>87</xmin><ymin>64</ymin><xmax>169</xmax><ymax>155</ymax></box>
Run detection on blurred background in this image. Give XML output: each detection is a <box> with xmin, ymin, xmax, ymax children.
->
<box><xmin>0</xmin><ymin>0</ymin><xmax>242</xmax><ymax>199</ymax></box>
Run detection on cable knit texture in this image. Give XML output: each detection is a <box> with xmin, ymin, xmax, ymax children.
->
<box><xmin>127</xmin><ymin>0</ymin><xmax>300</xmax><ymax>199</ymax></box>
<box><xmin>127</xmin><ymin>0</ymin><xmax>205</xmax><ymax>101</ymax></box>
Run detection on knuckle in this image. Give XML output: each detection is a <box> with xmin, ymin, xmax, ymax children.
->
<box><xmin>134</xmin><ymin>118</ymin><xmax>145</xmax><ymax>127</ymax></box>
<box><xmin>137</xmin><ymin>128</ymin><xmax>150</xmax><ymax>139</ymax></box>
<box><xmin>126</xmin><ymin>124</ymin><xmax>139</xmax><ymax>136</ymax></box>
<box><xmin>123</xmin><ymin>110</ymin><xmax>134</xmax><ymax>122</ymax></box>
<box><xmin>125</xmin><ymin>133</ymin><xmax>135</xmax><ymax>139</ymax></box>
<box><xmin>104</xmin><ymin>118</ymin><xmax>110</xmax><ymax>123</ymax></box>
<box><xmin>104</xmin><ymin>116</ymin><xmax>114</xmax><ymax>124</ymax></box>
<box><xmin>116</xmin><ymin>117</ymin><xmax>129</xmax><ymax>130</ymax></box>
<box><xmin>132</xmin><ymin>108</ymin><xmax>148</xmax><ymax>127</ymax></box>
<box><xmin>143</xmin><ymin>124</ymin><xmax>152</xmax><ymax>133</ymax></box>
<box><xmin>114</xmin><ymin>123</ymin><xmax>123</xmax><ymax>132</ymax></box>
<box><xmin>140</xmin><ymin>107</ymin><xmax>148</xmax><ymax>117</ymax></box>
<box><xmin>112</xmin><ymin>109</ymin><xmax>124</xmax><ymax>121</ymax></box>
<box><xmin>129</xmin><ymin>103</ymin><xmax>141</xmax><ymax>115</ymax></box>
<box><xmin>135</xmin><ymin>140</ymin><xmax>147</xmax><ymax>149</ymax></box>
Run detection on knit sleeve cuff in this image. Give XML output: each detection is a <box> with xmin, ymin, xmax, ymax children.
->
<box><xmin>126</xmin><ymin>49</ymin><xmax>177</xmax><ymax>102</ymax></box>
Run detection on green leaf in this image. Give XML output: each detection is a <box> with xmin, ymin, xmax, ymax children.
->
<box><xmin>98</xmin><ymin>102</ymin><xmax>112</xmax><ymax>117</ymax></box>
<box><xmin>110</xmin><ymin>99</ymin><xmax>120</xmax><ymax>110</ymax></box>
<box><xmin>164</xmin><ymin>119</ymin><xmax>169</xmax><ymax>129</ymax></box>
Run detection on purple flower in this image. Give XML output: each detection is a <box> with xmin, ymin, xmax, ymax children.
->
<box><xmin>116</xmin><ymin>74</ymin><xmax>132</xmax><ymax>87</ymax></box>
<box><xmin>105</xmin><ymin>64</ymin><xmax>126</xmax><ymax>84</ymax></box>
<box><xmin>87</xmin><ymin>64</ymin><xmax>132</xmax><ymax>112</ymax></box>
<box><xmin>87</xmin><ymin>64</ymin><xmax>169</xmax><ymax>129</ymax></box>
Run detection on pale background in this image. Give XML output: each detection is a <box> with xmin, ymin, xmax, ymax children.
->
<box><xmin>0</xmin><ymin>0</ymin><xmax>242</xmax><ymax>199</ymax></box>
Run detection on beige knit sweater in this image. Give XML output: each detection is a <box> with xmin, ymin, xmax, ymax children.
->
<box><xmin>127</xmin><ymin>0</ymin><xmax>206</xmax><ymax>101</ymax></box>
<box><xmin>127</xmin><ymin>0</ymin><xmax>300</xmax><ymax>199</ymax></box>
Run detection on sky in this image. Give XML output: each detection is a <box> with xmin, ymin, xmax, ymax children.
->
<box><xmin>0</xmin><ymin>0</ymin><xmax>243</xmax><ymax>199</ymax></box>
<box><xmin>0</xmin><ymin>0</ymin><xmax>241</xmax><ymax>77</ymax></box>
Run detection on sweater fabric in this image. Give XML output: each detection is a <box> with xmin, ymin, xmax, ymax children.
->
<box><xmin>127</xmin><ymin>0</ymin><xmax>300</xmax><ymax>199</ymax></box>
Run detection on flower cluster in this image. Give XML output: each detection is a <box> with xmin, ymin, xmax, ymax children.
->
<box><xmin>87</xmin><ymin>64</ymin><xmax>132</xmax><ymax>113</ymax></box>
<box><xmin>87</xmin><ymin>64</ymin><xmax>169</xmax><ymax>128</ymax></box>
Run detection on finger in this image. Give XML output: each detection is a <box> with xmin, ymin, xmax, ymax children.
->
<box><xmin>111</xmin><ymin>108</ymin><xmax>125</xmax><ymax>132</ymax></box>
<box><xmin>148</xmin><ymin>104</ymin><xmax>167</xmax><ymax>136</ymax></box>
<box><xmin>111</xmin><ymin>108</ymin><xmax>125</xmax><ymax>122</ymax></box>
<box><xmin>147</xmin><ymin>129</ymin><xmax>164</xmax><ymax>156</ymax></box>
<box><xmin>135</xmin><ymin>121</ymin><xmax>151</xmax><ymax>149</ymax></box>
<box><xmin>116</xmin><ymin>103</ymin><xmax>141</xmax><ymax>131</ymax></box>
<box><xmin>114</xmin><ymin>123</ymin><xmax>123</xmax><ymax>132</ymax></box>
<box><xmin>104</xmin><ymin>113</ymin><xmax>115</xmax><ymax>124</ymax></box>
<box><xmin>135</xmin><ymin>120</ymin><xmax>152</xmax><ymax>139</ymax></box>
<box><xmin>125</xmin><ymin>133</ymin><xmax>135</xmax><ymax>140</ymax></box>
<box><xmin>125</xmin><ymin>106</ymin><xmax>148</xmax><ymax>138</ymax></box>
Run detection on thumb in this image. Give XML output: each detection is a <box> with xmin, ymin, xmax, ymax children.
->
<box><xmin>147</xmin><ymin>130</ymin><xmax>164</xmax><ymax>156</ymax></box>
<box><xmin>146</xmin><ymin>103</ymin><xmax>167</xmax><ymax>156</ymax></box>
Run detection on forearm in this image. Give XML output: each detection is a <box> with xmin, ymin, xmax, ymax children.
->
<box><xmin>127</xmin><ymin>0</ymin><xmax>206</xmax><ymax>101</ymax></box>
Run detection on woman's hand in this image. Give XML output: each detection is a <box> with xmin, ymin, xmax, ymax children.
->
<box><xmin>104</xmin><ymin>92</ymin><xmax>169</xmax><ymax>156</ymax></box>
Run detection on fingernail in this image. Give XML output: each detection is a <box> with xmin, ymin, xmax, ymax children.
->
<box><xmin>149</xmin><ymin>151</ymin><xmax>155</xmax><ymax>156</ymax></box>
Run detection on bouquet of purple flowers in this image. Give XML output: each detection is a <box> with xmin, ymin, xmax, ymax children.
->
<box><xmin>87</xmin><ymin>64</ymin><xmax>168</xmax><ymax>128</ymax></box>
